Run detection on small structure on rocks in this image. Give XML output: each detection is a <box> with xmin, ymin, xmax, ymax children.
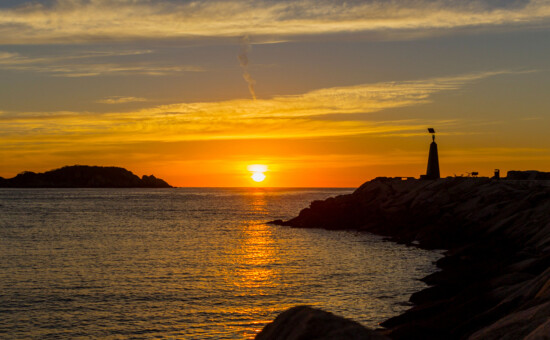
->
<box><xmin>421</xmin><ymin>128</ymin><xmax>440</xmax><ymax>179</ymax></box>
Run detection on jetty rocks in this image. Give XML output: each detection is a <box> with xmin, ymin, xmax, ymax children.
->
<box><xmin>0</xmin><ymin>165</ymin><xmax>172</xmax><ymax>188</ymax></box>
<box><xmin>265</xmin><ymin>176</ymin><xmax>550</xmax><ymax>339</ymax></box>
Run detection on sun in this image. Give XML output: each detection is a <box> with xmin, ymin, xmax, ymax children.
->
<box><xmin>251</xmin><ymin>172</ymin><xmax>266</xmax><ymax>182</ymax></box>
<box><xmin>248</xmin><ymin>164</ymin><xmax>267</xmax><ymax>183</ymax></box>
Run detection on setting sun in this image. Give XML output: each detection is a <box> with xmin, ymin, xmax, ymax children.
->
<box><xmin>248</xmin><ymin>164</ymin><xmax>267</xmax><ymax>183</ymax></box>
<box><xmin>251</xmin><ymin>172</ymin><xmax>266</xmax><ymax>182</ymax></box>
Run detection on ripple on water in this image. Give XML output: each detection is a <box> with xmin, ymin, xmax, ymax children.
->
<box><xmin>0</xmin><ymin>188</ymin><xmax>441</xmax><ymax>339</ymax></box>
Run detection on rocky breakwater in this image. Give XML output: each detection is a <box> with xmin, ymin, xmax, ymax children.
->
<box><xmin>266</xmin><ymin>176</ymin><xmax>550</xmax><ymax>339</ymax></box>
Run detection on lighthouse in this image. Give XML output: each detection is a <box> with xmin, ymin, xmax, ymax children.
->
<box><xmin>425</xmin><ymin>128</ymin><xmax>440</xmax><ymax>179</ymax></box>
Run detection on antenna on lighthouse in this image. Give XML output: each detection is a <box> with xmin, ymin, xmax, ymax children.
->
<box><xmin>428</xmin><ymin>127</ymin><xmax>435</xmax><ymax>142</ymax></box>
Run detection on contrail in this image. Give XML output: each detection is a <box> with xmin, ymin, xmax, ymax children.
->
<box><xmin>238</xmin><ymin>35</ymin><xmax>257</xmax><ymax>100</ymax></box>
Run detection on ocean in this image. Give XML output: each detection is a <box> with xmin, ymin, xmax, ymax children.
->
<box><xmin>0</xmin><ymin>188</ymin><xmax>441</xmax><ymax>339</ymax></box>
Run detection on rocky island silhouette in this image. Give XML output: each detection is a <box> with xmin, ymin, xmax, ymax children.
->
<box><xmin>0</xmin><ymin>165</ymin><xmax>172</xmax><ymax>188</ymax></box>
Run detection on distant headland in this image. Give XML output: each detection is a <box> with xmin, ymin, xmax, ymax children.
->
<box><xmin>0</xmin><ymin>165</ymin><xmax>172</xmax><ymax>188</ymax></box>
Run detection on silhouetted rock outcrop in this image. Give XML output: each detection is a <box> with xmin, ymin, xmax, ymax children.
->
<box><xmin>255</xmin><ymin>306</ymin><xmax>389</xmax><ymax>340</ymax></box>
<box><xmin>141</xmin><ymin>174</ymin><xmax>171</xmax><ymax>188</ymax></box>
<box><xmin>507</xmin><ymin>170</ymin><xmax>550</xmax><ymax>180</ymax></box>
<box><xmin>0</xmin><ymin>165</ymin><xmax>172</xmax><ymax>188</ymax></box>
<box><xmin>269</xmin><ymin>177</ymin><xmax>550</xmax><ymax>339</ymax></box>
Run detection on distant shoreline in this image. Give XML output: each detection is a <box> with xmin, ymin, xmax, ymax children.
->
<box><xmin>0</xmin><ymin>165</ymin><xmax>172</xmax><ymax>188</ymax></box>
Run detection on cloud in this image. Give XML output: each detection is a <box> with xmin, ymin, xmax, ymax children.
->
<box><xmin>0</xmin><ymin>70</ymin><xmax>509</xmax><ymax>145</ymax></box>
<box><xmin>0</xmin><ymin>50</ymin><xmax>153</xmax><ymax>65</ymax></box>
<box><xmin>0</xmin><ymin>0</ymin><xmax>549</xmax><ymax>44</ymax></box>
<box><xmin>136</xmin><ymin>70</ymin><xmax>510</xmax><ymax>120</ymax></box>
<box><xmin>0</xmin><ymin>50</ymin><xmax>203</xmax><ymax>76</ymax></box>
<box><xmin>444</xmin><ymin>147</ymin><xmax>550</xmax><ymax>162</ymax></box>
<box><xmin>239</xmin><ymin>35</ymin><xmax>257</xmax><ymax>100</ymax></box>
<box><xmin>97</xmin><ymin>96</ymin><xmax>147</xmax><ymax>104</ymax></box>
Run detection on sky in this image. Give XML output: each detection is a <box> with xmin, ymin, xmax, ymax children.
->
<box><xmin>1</xmin><ymin>0</ymin><xmax>550</xmax><ymax>187</ymax></box>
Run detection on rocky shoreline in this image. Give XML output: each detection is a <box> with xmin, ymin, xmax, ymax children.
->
<box><xmin>261</xmin><ymin>176</ymin><xmax>550</xmax><ymax>339</ymax></box>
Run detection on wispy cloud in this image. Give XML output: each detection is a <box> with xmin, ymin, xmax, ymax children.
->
<box><xmin>0</xmin><ymin>50</ymin><xmax>153</xmax><ymax>65</ymax></box>
<box><xmin>0</xmin><ymin>70</ymin><xmax>509</xmax><ymax>144</ymax></box>
<box><xmin>33</xmin><ymin>64</ymin><xmax>202</xmax><ymax>77</ymax></box>
<box><xmin>135</xmin><ymin>70</ymin><xmax>510</xmax><ymax>120</ymax></box>
<box><xmin>0</xmin><ymin>50</ymin><xmax>203</xmax><ymax>76</ymax></box>
<box><xmin>0</xmin><ymin>0</ymin><xmax>549</xmax><ymax>44</ymax></box>
<box><xmin>443</xmin><ymin>147</ymin><xmax>550</xmax><ymax>166</ymax></box>
<box><xmin>97</xmin><ymin>96</ymin><xmax>147</xmax><ymax>104</ymax></box>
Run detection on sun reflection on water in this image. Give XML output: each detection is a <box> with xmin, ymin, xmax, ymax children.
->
<box><xmin>233</xmin><ymin>191</ymin><xmax>278</xmax><ymax>290</ymax></box>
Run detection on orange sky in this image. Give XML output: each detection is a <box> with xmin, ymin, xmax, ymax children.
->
<box><xmin>1</xmin><ymin>1</ymin><xmax>550</xmax><ymax>187</ymax></box>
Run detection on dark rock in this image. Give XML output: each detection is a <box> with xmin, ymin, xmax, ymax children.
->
<box><xmin>506</xmin><ymin>170</ymin><xmax>550</xmax><ymax>180</ymax></box>
<box><xmin>273</xmin><ymin>177</ymin><xmax>550</xmax><ymax>339</ymax></box>
<box><xmin>469</xmin><ymin>300</ymin><xmax>550</xmax><ymax>340</ymax></box>
<box><xmin>141</xmin><ymin>174</ymin><xmax>171</xmax><ymax>188</ymax></box>
<box><xmin>0</xmin><ymin>165</ymin><xmax>172</xmax><ymax>188</ymax></box>
<box><xmin>255</xmin><ymin>306</ymin><xmax>389</xmax><ymax>340</ymax></box>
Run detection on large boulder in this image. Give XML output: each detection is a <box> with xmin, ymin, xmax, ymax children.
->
<box><xmin>255</xmin><ymin>306</ymin><xmax>388</xmax><ymax>340</ymax></box>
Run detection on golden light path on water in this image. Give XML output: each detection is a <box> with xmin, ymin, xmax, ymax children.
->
<box><xmin>242</xmin><ymin>193</ymin><xmax>291</xmax><ymax>290</ymax></box>
<box><xmin>228</xmin><ymin>192</ymin><xmax>279</xmax><ymax>337</ymax></box>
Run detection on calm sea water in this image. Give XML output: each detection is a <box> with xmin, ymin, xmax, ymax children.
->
<box><xmin>0</xmin><ymin>188</ymin><xmax>441</xmax><ymax>339</ymax></box>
